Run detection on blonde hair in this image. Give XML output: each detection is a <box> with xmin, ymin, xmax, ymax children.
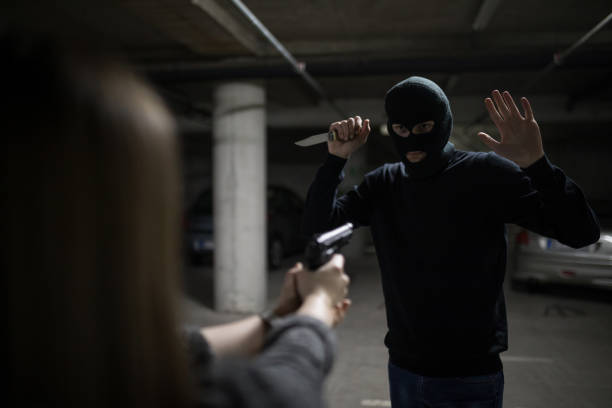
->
<box><xmin>3</xmin><ymin>37</ymin><xmax>193</xmax><ymax>407</ymax></box>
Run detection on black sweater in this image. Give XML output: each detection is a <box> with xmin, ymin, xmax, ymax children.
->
<box><xmin>302</xmin><ymin>149</ymin><xmax>599</xmax><ymax>377</ymax></box>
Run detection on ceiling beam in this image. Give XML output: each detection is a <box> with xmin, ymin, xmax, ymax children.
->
<box><xmin>472</xmin><ymin>0</ymin><xmax>502</xmax><ymax>31</ymax></box>
<box><xmin>444</xmin><ymin>75</ymin><xmax>461</xmax><ymax>93</ymax></box>
<box><xmin>280</xmin><ymin>31</ymin><xmax>612</xmax><ymax>56</ymax></box>
<box><xmin>190</xmin><ymin>0</ymin><xmax>267</xmax><ymax>56</ymax></box>
<box><xmin>565</xmin><ymin>74</ymin><xmax>612</xmax><ymax>111</ymax></box>
<box><xmin>122</xmin><ymin>0</ymin><xmax>269</xmax><ymax>56</ymax></box>
<box><xmin>142</xmin><ymin>51</ymin><xmax>612</xmax><ymax>83</ymax></box>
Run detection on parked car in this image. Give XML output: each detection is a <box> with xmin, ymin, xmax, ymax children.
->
<box><xmin>184</xmin><ymin>185</ymin><xmax>307</xmax><ymax>269</ymax></box>
<box><xmin>511</xmin><ymin>228</ymin><xmax>612</xmax><ymax>291</ymax></box>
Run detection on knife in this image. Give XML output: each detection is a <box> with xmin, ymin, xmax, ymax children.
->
<box><xmin>294</xmin><ymin>129</ymin><xmax>338</xmax><ymax>147</ymax></box>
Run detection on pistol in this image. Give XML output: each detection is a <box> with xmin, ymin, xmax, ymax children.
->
<box><xmin>304</xmin><ymin>222</ymin><xmax>354</xmax><ymax>270</ymax></box>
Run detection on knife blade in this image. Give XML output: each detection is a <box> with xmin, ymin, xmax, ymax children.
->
<box><xmin>294</xmin><ymin>130</ymin><xmax>337</xmax><ymax>147</ymax></box>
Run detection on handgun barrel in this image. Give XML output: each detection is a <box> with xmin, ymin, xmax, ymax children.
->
<box><xmin>316</xmin><ymin>222</ymin><xmax>353</xmax><ymax>246</ymax></box>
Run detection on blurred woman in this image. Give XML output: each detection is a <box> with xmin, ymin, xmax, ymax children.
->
<box><xmin>2</xmin><ymin>33</ymin><xmax>350</xmax><ymax>408</ymax></box>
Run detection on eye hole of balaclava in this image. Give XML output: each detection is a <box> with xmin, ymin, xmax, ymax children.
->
<box><xmin>384</xmin><ymin>77</ymin><xmax>452</xmax><ymax>158</ymax></box>
<box><xmin>392</xmin><ymin>120</ymin><xmax>435</xmax><ymax>138</ymax></box>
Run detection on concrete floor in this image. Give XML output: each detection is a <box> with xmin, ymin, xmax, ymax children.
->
<box><xmin>182</xmin><ymin>253</ymin><xmax>612</xmax><ymax>408</ymax></box>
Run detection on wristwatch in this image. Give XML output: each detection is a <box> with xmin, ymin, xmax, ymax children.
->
<box><xmin>259</xmin><ymin>308</ymin><xmax>278</xmax><ymax>330</ymax></box>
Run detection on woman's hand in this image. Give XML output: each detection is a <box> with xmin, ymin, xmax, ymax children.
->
<box><xmin>296</xmin><ymin>254</ymin><xmax>351</xmax><ymax>327</ymax></box>
<box><xmin>273</xmin><ymin>263</ymin><xmax>302</xmax><ymax>317</ymax></box>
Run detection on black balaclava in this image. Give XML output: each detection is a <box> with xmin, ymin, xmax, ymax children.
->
<box><xmin>384</xmin><ymin>76</ymin><xmax>454</xmax><ymax>179</ymax></box>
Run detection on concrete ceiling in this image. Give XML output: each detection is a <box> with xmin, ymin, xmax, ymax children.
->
<box><xmin>3</xmin><ymin>0</ymin><xmax>612</xmax><ymax>150</ymax></box>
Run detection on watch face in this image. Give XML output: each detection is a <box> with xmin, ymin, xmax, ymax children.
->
<box><xmin>260</xmin><ymin>309</ymin><xmax>277</xmax><ymax>328</ymax></box>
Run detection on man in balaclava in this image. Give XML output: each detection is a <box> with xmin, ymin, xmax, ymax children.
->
<box><xmin>385</xmin><ymin>76</ymin><xmax>454</xmax><ymax>179</ymax></box>
<box><xmin>301</xmin><ymin>76</ymin><xmax>599</xmax><ymax>407</ymax></box>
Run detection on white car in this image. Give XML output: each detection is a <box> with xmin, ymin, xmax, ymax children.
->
<box><xmin>511</xmin><ymin>228</ymin><xmax>612</xmax><ymax>291</ymax></box>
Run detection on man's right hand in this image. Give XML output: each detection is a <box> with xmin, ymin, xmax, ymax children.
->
<box><xmin>328</xmin><ymin>116</ymin><xmax>370</xmax><ymax>159</ymax></box>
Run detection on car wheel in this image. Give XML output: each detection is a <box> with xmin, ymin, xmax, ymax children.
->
<box><xmin>513</xmin><ymin>278</ymin><xmax>543</xmax><ymax>293</ymax></box>
<box><xmin>525</xmin><ymin>278</ymin><xmax>546</xmax><ymax>293</ymax></box>
<box><xmin>269</xmin><ymin>238</ymin><xmax>284</xmax><ymax>270</ymax></box>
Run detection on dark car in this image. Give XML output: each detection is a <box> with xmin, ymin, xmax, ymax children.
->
<box><xmin>184</xmin><ymin>185</ymin><xmax>307</xmax><ymax>269</ymax></box>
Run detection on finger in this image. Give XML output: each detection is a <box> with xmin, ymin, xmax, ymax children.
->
<box><xmin>491</xmin><ymin>90</ymin><xmax>510</xmax><ymax>119</ymax></box>
<box><xmin>333</xmin><ymin>121</ymin><xmax>344</xmax><ymax>141</ymax></box>
<box><xmin>359</xmin><ymin>119</ymin><xmax>370</xmax><ymax>141</ymax></box>
<box><xmin>329</xmin><ymin>122</ymin><xmax>341</xmax><ymax>141</ymax></box>
<box><xmin>521</xmin><ymin>97</ymin><xmax>534</xmax><ymax>121</ymax></box>
<box><xmin>347</xmin><ymin>117</ymin><xmax>355</xmax><ymax>140</ymax></box>
<box><xmin>334</xmin><ymin>299</ymin><xmax>351</xmax><ymax>314</ymax></box>
<box><xmin>335</xmin><ymin>299</ymin><xmax>352</xmax><ymax>323</ymax></box>
<box><xmin>288</xmin><ymin>261</ymin><xmax>303</xmax><ymax>273</ymax></box>
<box><xmin>342</xmin><ymin>120</ymin><xmax>350</xmax><ymax>141</ymax></box>
<box><xmin>328</xmin><ymin>253</ymin><xmax>345</xmax><ymax>270</ymax></box>
<box><xmin>286</xmin><ymin>266</ymin><xmax>300</xmax><ymax>291</ymax></box>
<box><xmin>503</xmin><ymin>91</ymin><xmax>523</xmax><ymax>119</ymax></box>
<box><xmin>342</xmin><ymin>273</ymin><xmax>351</xmax><ymax>287</ymax></box>
<box><xmin>354</xmin><ymin>116</ymin><xmax>363</xmax><ymax>136</ymax></box>
<box><xmin>478</xmin><ymin>132</ymin><xmax>500</xmax><ymax>150</ymax></box>
<box><xmin>484</xmin><ymin>98</ymin><xmax>503</xmax><ymax>125</ymax></box>
<box><xmin>340</xmin><ymin>120</ymin><xmax>348</xmax><ymax>141</ymax></box>
<box><xmin>337</xmin><ymin>298</ymin><xmax>351</xmax><ymax>314</ymax></box>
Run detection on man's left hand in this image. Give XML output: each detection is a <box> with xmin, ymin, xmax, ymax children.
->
<box><xmin>478</xmin><ymin>90</ymin><xmax>544</xmax><ymax>168</ymax></box>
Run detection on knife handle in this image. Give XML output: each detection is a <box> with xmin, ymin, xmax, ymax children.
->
<box><xmin>328</xmin><ymin>129</ymin><xmax>337</xmax><ymax>142</ymax></box>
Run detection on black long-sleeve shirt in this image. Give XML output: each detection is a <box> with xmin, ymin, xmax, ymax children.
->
<box><xmin>302</xmin><ymin>149</ymin><xmax>599</xmax><ymax>377</ymax></box>
<box><xmin>185</xmin><ymin>315</ymin><xmax>335</xmax><ymax>408</ymax></box>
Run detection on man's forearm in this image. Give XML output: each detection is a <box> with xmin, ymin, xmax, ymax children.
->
<box><xmin>302</xmin><ymin>154</ymin><xmax>347</xmax><ymax>235</ymax></box>
<box><xmin>523</xmin><ymin>155</ymin><xmax>600</xmax><ymax>247</ymax></box>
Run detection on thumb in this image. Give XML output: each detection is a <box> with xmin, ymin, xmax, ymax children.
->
<box><xmin>478</xmin><ymin>132</ymin><xmax>500</xmax><ymax>150</ymax></box>
<box><xmin>361</xmin><ymin>119</ymin><xmax>371</xmax><ymax>143</ymax></box>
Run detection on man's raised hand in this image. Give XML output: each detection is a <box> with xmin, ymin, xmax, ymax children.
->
<box><xmin>328</xmin><ymin>116</ymin><xmax>370</xmax><ymax>159</ymax></box>
<box><xmin>478</xmin><ymin>90</ymin><xmax>544</xmax><ymax>168</ymax></box>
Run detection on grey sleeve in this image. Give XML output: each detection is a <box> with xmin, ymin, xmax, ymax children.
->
<box><xmin>189</xmin><ymin>316</ymin><xmax>336</xmax><ymax>408</ymax></box>
<box><xmin>247</xmin><ymin>315</ymin><xmax>336</xmax><ymax>408</ymax></box>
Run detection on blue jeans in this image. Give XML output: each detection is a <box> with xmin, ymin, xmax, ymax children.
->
<box><xmin>388</xmin><ymin>362</ymin><xmax>504</xmax><ymax>408</ymax></box>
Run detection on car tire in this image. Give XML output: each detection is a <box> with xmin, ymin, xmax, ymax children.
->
<box><xmin>526</xmin><ymin>278</ymin><xmax>548</xmax><ymax>293</ymax></box>
<box><xmin>269</xmin><ymin>238</ymin><xmax>284</xmax><ymax>270</ymax></box>
<box><xmin>513</xmin><ymin>278</ymin><xmax>544</xmax><ymax>293</ymax></box>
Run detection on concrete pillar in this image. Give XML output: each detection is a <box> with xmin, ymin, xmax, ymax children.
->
<box><xmin>213</xmin><ymin>82</ymin><xmax>266</xmax><ymax>313</ymax></box>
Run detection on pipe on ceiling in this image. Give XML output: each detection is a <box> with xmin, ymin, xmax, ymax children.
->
<box><xmin>468</xmin><ymin>11</ymin><xmax>612</xmax><ymax>128</ymax></box>
<box><xmin>521</xmin><ymin>12</ymin><xmax>612</xmax><ymax>92</ymax></box>
<box><xmin>227</xmin><ymin>0</ymin><xmax>347</xmax><ymax>118</ymax></box>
